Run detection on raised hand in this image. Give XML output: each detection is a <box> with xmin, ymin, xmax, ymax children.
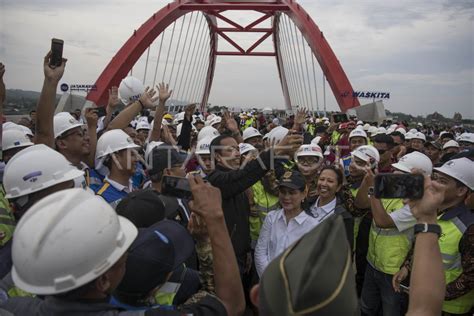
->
<box><xmin>84</xmin><ymin>107</ymin><xmax>99</xmax><ymax>127</ymax></box>
<box><xmin>157</xmin><ymin>82</ymin><xmax>172</xmax><ymax>103</ymax></box>
<box><xmin>43</xmin><ymin>51</ymin><xmax>67</xmax><ymax>83</ymax></box>
<box><xmin>223</xmin><ymin>111</ymin><xmax>239</xmax><ymax>133</ymax></box>
<box><xmin>275</xmin><ymin>133</ymin><xmax>303</xmax><ymax>156</ymax></box>
<box><xmin>295</xmin><ymin>107</ymin><xmax>308</xmax><ymax>125</ymax></box>
<box><xmin>139</xmin><ymin>86</ymin><xmax>159</xmax><ymax>108</ymax></box>
<box><xmin>187</xmin><ymin>213</ymin><xmax>209</xmax><ymax>242</ymax></box>
<box><xmin>107</xmin><ymin>86</ymin><xmax>120</xmax><ymax>112</ymax></box>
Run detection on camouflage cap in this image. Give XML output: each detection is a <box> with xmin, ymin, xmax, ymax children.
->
<box><xmin>259</xmin><ymin>215</ymin><xmax>358</xmax><ymax>315</ymax></box>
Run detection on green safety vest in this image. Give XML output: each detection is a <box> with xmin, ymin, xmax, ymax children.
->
<box><xmin>438</xmin><ymin>212</ymin><xmax>474</xmax><ymax>314</ymax></box>
<box><xmin>153</xmin><ymin>281</ymin><xmax>180</xmax><ymax>306</ymax></box>
<box><xmin>307</xmin><ymin>124</ymin><xmax>315</xmax><ymax>137</ymax></box>
<box><xmin>331</xmin><ymin>131</ymin><xmax>341</xmax><ymax>145</ymax></box>
<box><xmin>0</xmin><ymin>185</ymin><xmax>15</xmax><ymax>247</ymax></box>
<box><xmin>249</xmin><ymin>181</ymin><xmax>279</xmax><ymax>247</ymax></box>
<box><xmin>367</xmin><ymin>199</ymin><xmax>411</xmax><ymax>275</ymax></box>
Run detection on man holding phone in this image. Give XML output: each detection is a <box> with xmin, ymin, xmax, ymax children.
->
<box><xmin>356</xmin><ymin>151</ymin><xmax>433</xmax><ymax>316</ymax></box>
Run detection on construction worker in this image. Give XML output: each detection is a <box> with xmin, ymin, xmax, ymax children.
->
<box><xmin>340</xmin><ymin>128</ymin><xmax>368</xmax><ymax>177</ymax></box>
<box><xmin>94</xmin><ymin>129</ymin><xmax>140</xmax><ymax>208</ymax></box>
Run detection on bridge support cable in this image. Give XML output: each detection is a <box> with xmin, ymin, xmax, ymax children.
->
<box><xmin>191</xmin><ymin>28</ymin><xmax>211</xmax><ymax>103</ymax></box>
<box><xmin>301</xmin><ymin>33</ymin><xmax>314</xmax><ymax>114</ymax></box>
<box><xmin>183</xmin><ymin>14</ymin><xmax>208</xmax><ymax>102</ymax></box>
<box><xmin>152</xmin><ymin>28</ymin><xmax>167</xmax><ymax>88</ymax></box>
<box><xmin>167</xmin><ymin>15</ymin><xmax>187</xmax><ymax>86</ymax></box>
<box><xmin>161</xmin><ymin>21</ymin><xmax>177</xmax><ymax>83</ymax></box>
<box><xmin>171</xmin><ymin>12</ymin><xmax>195</xmax><ymax>96</ymax></box>
<box><xmin>276</xmin><ymin>16</ymin><xmax>299</xmax><ymax>110</ymax></box>
<box><xmin>182</xmin><ymin>15</ymin><xmax>208</xmax><ymax>102</ymax></box>
<box><xmin>175</xmin><ymin>13</ymin><xmax>199</xmax><ymax>98</ymax></box>
<box><xmin>282</xmin><ymin>15</ymin><xmax>305</xmax><ymax>109</ymax></box>
<box><xmin>143</xmin><ymin>46</ymin><xmax>151</xmax><ymax>84</ymax></box>
<box><xmin>311</xmin><ymin>51</ymin><xmax>320</xmax><ymax>112</ymax></box>
<box><xmin>289</xmin><ymin>17</ymin><xmax>310</xmax><ymax>110</ymax></box>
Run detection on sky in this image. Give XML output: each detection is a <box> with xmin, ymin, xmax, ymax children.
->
<box><xmin>0</xmin><ymin>0</ymin><xmax>473</xmax><ymax>118</ymax></box>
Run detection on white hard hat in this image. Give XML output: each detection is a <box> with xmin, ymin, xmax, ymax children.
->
<box><xmin>197</xmin><ymin>126</ymin><xmax>219</xmax><ymax>142</ymax></box>
<box><xmin>135</xmin><ymin>120</ymin><xmax>151</xmax><ymax>131</ymax></box>
<box><xmin>408</xmin><ymin>128</ymin><xmax>418</xmax><ymax>134</ymax></box>
<box><xmin>174</xmin><ymin>112</ymin><xmax>185</xmax><ymax>123</ymax></box>
<box><xmin>363</xmin><ymin>123</ymin><xmax>370</xmax><ymax>131</ymax></box>
<box><xmin>443</xmin><ymin>140</ymin><xmax>459</xmax><ymax>150</ymax></box>
<box><xmin>239</xmin><ymin>143</ymin><xmax>257</xmax><ymax>155</ymax></box>
<box><xmin>368</xmin><ymin>126</ymin><xmax>378</xmax><ymax>136</ymax></box>
<box><xmin>242</xmin><ymin>127</ymin><xmax>262</xmax><ymax>141</ymax></box>
<box><xmin>411</xmin><ymin>132</ymin><xmax>426</xmax><ymax>142</ymax></box>
<box><xmin>2</xmin><ymin>129</ymin><xmax>34</xmax><ymax>151</ymax></box>
<box><xmin>311</xmin><ymin>136</ymin><xmax>321</xmax><ymax>146</ymax></box>
<box><xmin>19</xmin><ymin>125</ymin><xmax>34</xmax><ymax>137</ymax></box>
<box><xmin>417</xmin><ymin>122</ymin><xmax>423</xmax><ymax>127</ymax></box>
<box><xmin>144</xmin><ymin>141</ymin><xmax>164</xmax><ymax>166</ymax></box>
<box><xmin>351</xmin><ymin>145</ymin><xmax>380</xmax><ymax>164</ymax></box>
<box><xmin>395</xmin><ymin>127</ymin><xmax>406</xmax><ymax>135</ymax></box>
<box><xmin>458</xmin><ymin>132</ymin><xmax>474</xmax><ymax>144</ymax></box>
<box><xmin>390</xmin><ymin>124</ymin><xmax>398</xmax><ymax>129</ymax></box>
<box><xmin>206</xmin><ymin>113</ymin><xmax>216</xmax><ymax>122</ymax></box>
<box><xmin>349</xmin><ymin>129</ymin><xmax>367</xmax><ymax>140</ymax></box>
<box><xmin>267</xmin><ymin>126</ymin><xmax>288</xmax><ymax>145</ymax></box>
<box><xmin>3</xmin><ymin>145</ymin><xmax>84</xmax><ymax>199</ymax></box>
<box><xmin>209</xmin><ymin>116</ymin><xmax>222</xmax><ymax>127</ymax></box>
<box><xmin>3</xmin><ymin>122</ymin><xmax>17</xmax><ymax>130</ymax></box>
<box><xmin>375</xmin><ymin>127</ymin><xmax>387</xmax><ymax>135</ymax></box>
<box><xmin>392</xmin><ymin>151</ymin><xmax>432</xmax><ymax>175</ymax></box>
<box><xmin>53</xmin><ymin>112</ymin><xmax>84</xmax><ymax>139</ymax></box>
<box><xmin>315</xmin><ymin>118</ymin><xmax>321</xmax><ymax>124</ymax></box>
<box><xmin>434</xmin><ymin>158</ymin><xmax>474</xmax><ymax>190</ymax></box>
<box><xmin>322</xmin><ymin>117</ymin><xmax>329</xmax><ymax>121</ymax></box>
<box><xmin>195</xmin><ymin>136</ymin><xmax>215</xmax><ymax>155</ymax></box>
<box><xmin>296</xmin><ymin>144</ymin><xmax>323</xmax><ymax>159</ymax></box>
<box><xmin>405</xmin><ymin>132</ymin><xmax>414</xmax><ymax>140</ymax></box>
<box><xmin>118</xmin><ymin>76</ymin><xmax>145</xmax><ymax>105</ymax></box>
<box><xmin>387</xmin><ymin>128</ymin><xmax>395</xmax><ymax>134</ymax></box>
<box><xmin>3</xmin><ymin>123</ymin><xmax>34</xmax><ymax>137</ymax></box>
<box><xmin>356</xmin><ymin>120</ymin><xmax>363</xmax><ymax>126</ymax></box>
<box><xmin>95</xmin><ymin>129</ymin><xmax>140</xmax><ymax>160</ymax></box>
<box><xmin>11</xmin><ymin>188</ymin><xmax>137</xmax><ymax>295</ymax></box>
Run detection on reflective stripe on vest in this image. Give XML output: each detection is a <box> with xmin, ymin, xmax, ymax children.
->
<box><xmin>438</xmin><ymin>215</ymin><xmax>474</xmax><ymax>314</ymax></box>
<box><xmin>153</xmin><ymin>282</ymin><xmax>180</xmax><ymax>306</ymax></box>
<box><xmin>249</xmin><ymin>181</ymin><xmax>279</xmax><ymax>244</ymax></box>
<box><xmin>367</xmin><ymin>199</ymin><xmax>411</xmax><ymax>275</ymax></box>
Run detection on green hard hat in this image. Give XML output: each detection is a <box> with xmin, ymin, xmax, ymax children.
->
<box><xmin>259</xmin><ymin>215</ymin><xmax>358</xmax><ymax>315</ymax></box>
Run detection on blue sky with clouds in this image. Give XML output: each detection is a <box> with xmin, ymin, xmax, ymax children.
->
<box><xmin>0</xmin><ymin>0</ymin><xmax>472</xmax><ymax>118</ymax></box>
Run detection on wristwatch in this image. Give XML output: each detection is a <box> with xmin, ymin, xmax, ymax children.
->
<box><xmin>368</xmin><ymin>186</ymin><xmax>375</xmax><ymax>197</ymax></box>
<box><xmin>414</xmin><ymin>223</ymin><xmax>441</xmax><ymax>237</ymax></box>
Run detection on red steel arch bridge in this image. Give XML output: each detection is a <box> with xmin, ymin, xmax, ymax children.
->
<box><xmin>86</xmin><ymin>0</ymin><xmax>360</xmax><ymax>112</ymax></box>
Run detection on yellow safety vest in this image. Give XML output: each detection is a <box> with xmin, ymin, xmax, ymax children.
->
<box><xmin>249</xmin><ymin>181</ymin><xmax>279</xmax><ymax>247</ymax></box>
<box><xmin>349</xmin><ymin>187</ymin><xmax>361</xmax><ymax>248</ymax></box>
<box><xmin>331</xmin><ymin>131</ymin><xmax>341</xmax><ymax>145</ymax></box>
<box><xmin>0</xmin><ymin>185</ymin><xmax>15</xmax><ymax>247</ymax></box>
<box><xmin>367</xmin><ymin>199</ymin><xmax>410</xmax><ymax>275</ymax></box>
<box><xmin>438</xmin><ymin>211</ymin><xmax>474</xmax><ymax>314</ymax></box>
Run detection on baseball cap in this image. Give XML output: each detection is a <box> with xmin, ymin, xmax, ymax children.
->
<box><xmin>259</xmin><ymin>215</ymin><xmax>357</xmax><ymax>315</ymax></box>
<box><xmin>434</xmin><ymin>158</ymin><xmax>474</xmax><ymax>190</ymax></box>
<box><xmin>116</xmin><ymin>220</ymin><xmax>195</xmax><ymax>296</ymax></box>
<box><xmin>148</xmin><ymin>144</ymin><xmax>186</xmax><ymax>176</ymax></box>
<box><xmin>278</xmin><ymin>170</ymin><xmax>306</xmax><ymax>191</ymax></box>
<box><xmin>116</xmin><ymin>189</ymin><xmax>175</xmax><ymax>228</ymax></box>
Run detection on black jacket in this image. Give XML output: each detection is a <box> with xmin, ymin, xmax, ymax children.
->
<box><xmin>207</xmin><ymin>150</ymin><xmax>281</xmax><ymax>259</ymax></box>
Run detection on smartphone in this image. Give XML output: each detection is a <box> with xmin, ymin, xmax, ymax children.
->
<box><xmin>332</xmin><ymin>113</ymin><xmax>348</xmax><ymax>123</ymax></box>
<box><xmin>399</xmin><ymin>284</ymin><xmax>409</xmax><ymax>293</ymax></box>
<box><xmin>162</xmin><ymin>175</ymin><xmax>192</xmax><ymax>199</ymax></box>
<box><xmin>50</xmin><ymin>38</ymin><xmax>64</xmax><ymax>68</ymax></box>
<box><xmin>374</xmin><ymin>173</ymin><xmax>424</xmax><ymax>199</ymax></box>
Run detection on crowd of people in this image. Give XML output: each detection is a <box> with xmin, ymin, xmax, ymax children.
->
<box><xmin>0</xmin><ymin>51</ymin><xmax>473</xmax><ymax>316</ymax></box>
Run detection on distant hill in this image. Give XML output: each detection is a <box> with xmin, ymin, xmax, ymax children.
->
<box><xmin>3</xmin><ymin>89</ymin><xmax>61</xmax><ymax>115</ymax></box>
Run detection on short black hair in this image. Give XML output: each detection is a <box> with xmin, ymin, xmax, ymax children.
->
<box><xmin>373</xmin><ymin>134</ymin><xmax>395</xmax><ymax>147</ymax></box>
<box><xmin>209</xmin><ymin>134</ymin><xmax>234</xmax><ymax>155</ymax></box>
<box><xmin>390</xmin><ymin>131</ymin><xmax>405</xmax><ymax>142</ymax></box>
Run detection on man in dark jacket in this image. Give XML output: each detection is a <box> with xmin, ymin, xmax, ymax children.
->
<box><xmin>207</xmin><ymin>133</ymin><xmax>301</xmax><ymax>273</ymax></box>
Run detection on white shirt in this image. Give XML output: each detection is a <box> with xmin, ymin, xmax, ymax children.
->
<box><xmin>255</xmin><ymin>208</ymin><xmax>319</xmax><ymax>277</ymax></box>
<box><xmin>389</xmin><ymin>204</ymin><xmax>417</xmax><ymax>232</ymax></box>
<box><xmin>104</xmin><ymin>176</ymin><xmax>133</xmax><ymax>193</ymax></box>
<box><xmin>309</xmin><ymin>197</ymin><xmax>337</xmax><ymax>226</ymax></box>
